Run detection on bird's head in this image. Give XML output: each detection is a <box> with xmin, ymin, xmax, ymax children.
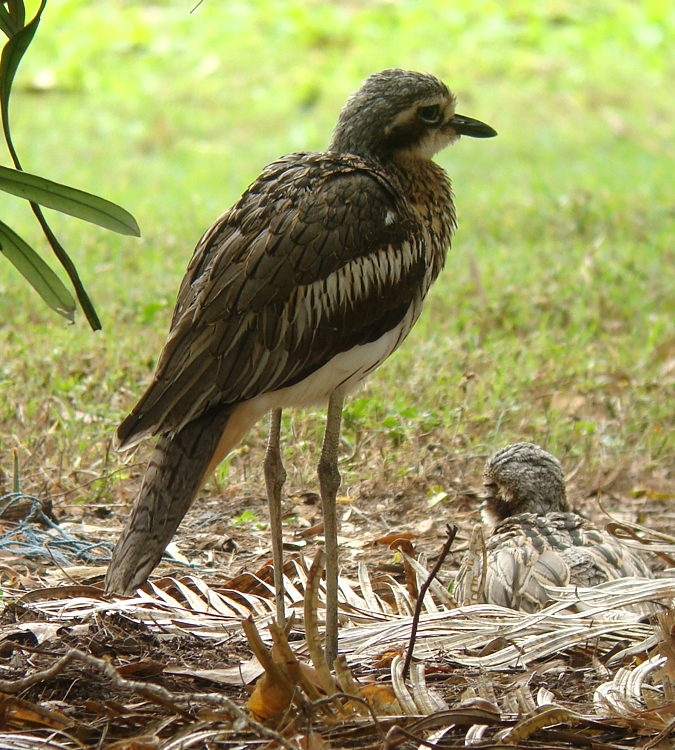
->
<box><xmin>329</xmin><ymin>69</ymin><xmax>496</xmax><ymax>163</ymax></box>
<box><xmin>480</xmin><ymin>442</ymin><xmax>569</xmax><ymax>530</ymax></box>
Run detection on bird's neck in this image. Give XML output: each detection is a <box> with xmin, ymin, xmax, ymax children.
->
<box><xmin>389</xmin><ymin>154</ymin><xmax>455</xmax><ymax>232</ymax></box>
<box><xmin>388</xmin><ymin>154</ymin><xmax>456</xmax><ymax>285</ymax></box>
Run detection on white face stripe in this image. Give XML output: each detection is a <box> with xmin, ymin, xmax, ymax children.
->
<box><xmin>381</xmin><ymin>96</ymin><xmax>461</xmax><ymax>159</ymax></box>
<box><xmin>384</xmin><ymin>95</ymin><xmax>455</xmax><ymax>133</ymax></box>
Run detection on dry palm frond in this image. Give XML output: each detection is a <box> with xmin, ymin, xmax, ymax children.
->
<box><xmin>5</xmin><ymin>565</ymin><xmax>675</xmax><ymax>749</ymax></box>
<box><xmin>594</xmin><ymin>654</ymin><xmax>668</xmax><ymax>716</ymax></box>
<box><xmin>12</xmin><ymin>562</ymin><xmax>675</xmax><ymax>670</ymax></box>
<box><xmin>341</xmin><ymin>592</ymin><xmax>666</xmax><ymax>671</ymax></box>
<box><xmin>603</xmin><ymin>514</ymin><xmax>675</xmax><ymax>566</ymax></box>
<box><xmin>0</xmin><ymin>734</ymin><xmax>77</xmax><ymax>750</ymax></box>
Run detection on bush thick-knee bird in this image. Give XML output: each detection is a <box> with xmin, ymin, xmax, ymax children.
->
<box><xmin>105</xmin><ymin>69</ymin><xmax>497</xmax><ymax>661</ymax></box>
<box><xmin>455</xmin><ymin>443</ymin><xmax>653</xmax><ymax>613</ymax></box>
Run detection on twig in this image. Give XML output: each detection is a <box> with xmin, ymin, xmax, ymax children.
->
<box><xmin>382</xmin><ymin>724</ymin><xmax>442</xmax><ymax>750</ymax></box>
<box><xmin>401</xmin><ymin>525</ymin><xmax>458</xmax><ymax>680</ymax></box>
<box><xmin>382</xmin><ymin>703</ymin><xmax>504</xmax><ymax>750</ymax></box>
<box><xmin>49</xmin><ymin>462</ymin><xmax>146</xmax><ymax>499</ymax></box>
<box><xmin>312</xmin><ymin>692</ymin><xmax>387</xmax><ymax>738</ymax></box>
<box><xmin>44</xmin><ymin>539</ymin><xmax>79</xmax><ymax>584</ymax></box>
<box><xmin>334</xmin><ymin>655</ymin><xmax>370</xmax><ymax>717</ymax></box>
<box><xmin>0</xmin><ymin>649</ymin><xmax>83</xmax><ymax>693</ymax></box>
<box><xmin>174</xmin><ymin>693</ymin><xmax>297</xmax><ymax>750</ymax></box>
<box><xmin>642</xmin><ymin>718</ymin><xmax>675</xmax><ymax>750</ymax></box>
<box><xmin>0</xmin><ymin>648</ymin><xmax>296</xmax><ymax>750</ymax></box>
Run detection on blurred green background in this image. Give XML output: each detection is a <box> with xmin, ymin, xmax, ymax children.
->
<box><xmin>0</xmin><ymin>0</ymin><xmax>674</xmax><ymax>505</ymax></box>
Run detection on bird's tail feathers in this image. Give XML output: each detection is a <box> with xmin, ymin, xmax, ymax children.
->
<box><xmin>115</xmin><ymin>399</ymin><xmax>170</xmax><ymax>452</ymax></box>
<box><xmin>105</xmin><ymin>405</ymin><xmax>234</xmax><ymax>596</ymax></box>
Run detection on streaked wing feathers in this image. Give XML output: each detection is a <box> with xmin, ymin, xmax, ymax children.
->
<box><xmin>117</xmin><ymin>153</ymin><xmax>425</xmax><ymax>449</ymax></box>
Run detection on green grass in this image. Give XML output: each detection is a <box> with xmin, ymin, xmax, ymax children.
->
<box><xmin>1</xmin><ymin>0</ymin><xmax>674</xmax><ymax>519</ymax></box>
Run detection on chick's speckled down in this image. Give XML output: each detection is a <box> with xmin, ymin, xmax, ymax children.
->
<box><xmin>456</xmin><ymin>443</ymin><xmax>653</xmax><ymax>613</ymax></box>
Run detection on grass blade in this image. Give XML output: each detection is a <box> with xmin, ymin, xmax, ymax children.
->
<box><xmin>0</xmin><ymin>165</ymin><xmax>141</xmax><ymax>236</ymax></box>
<box><xmin>0</xmin><ymin>219</ymin><xmax>76</xmax><ymax>321</ymax></box>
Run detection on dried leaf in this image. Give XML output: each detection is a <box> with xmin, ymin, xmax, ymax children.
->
<box><xmin>166</xmin><ymin>656</ymin><xmax>264</xmax><ymax>686</ymax></box>
<box><xmin>247</xmin><ymin>670</ymin><xmax>296</xmax><ymax>723</ymax></box>
<box><xmin>243</xmin><ymin>617</ymin><xmax>302</xmax><ymax>724</ymax></box>
<box><xmin>298</xmin><ymin>731</ymin><xmax>331</xmax><ymax>750</ymax></box>
<box><xmin>116</xmin><ymin>659</ymin><xmax>165</xmax><ymax>679</ymax></box>
<box><xmin>390</xmin><ymin>654</ymin><xmax>418</xmax><ymax>716</ymax></box>
<box><xmin>303</xmin><ymin>549</ymin><xmax>337</xmax><ymax>695</ymax></box>
<box><xmin>103</xmin><ymin>736</ymin><xmax>160</xmax><ymax>750</ymax></box>
<box><xmin>500</xmin><ymin>704</ymin><xmax>583</xmax><ymax>743</ymax></box>
<box><xmin>373</xmin><ymin>532</ymin><xmax>418</xmax><ymax>546</ymax></box>
<box><xmin>358</xmin><ymin>684</ymin><xmax>400</xmax><ymax>715</ymax></box>
<box><xmin>0</xmin><ymin>694</ymin><xmax>73</xmax><ymax>730</ymax></box>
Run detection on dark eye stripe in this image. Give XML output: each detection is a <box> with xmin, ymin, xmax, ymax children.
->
<box><xmin>417</xmin><ymin>104</ymin><xmax>441</xmax><ymax>123</ymax></box>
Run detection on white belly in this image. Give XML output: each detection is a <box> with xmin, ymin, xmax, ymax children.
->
<box><xmin>268</xmin><ymin>300</ymin><xmax>419</xmax><ymax>409</ymax></box>
<box><xmin>208</xmin><ymin>300</ymin><xmax>421</xmax><ymax>471</ymax></box>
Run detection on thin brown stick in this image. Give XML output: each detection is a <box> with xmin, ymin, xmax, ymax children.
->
<box><xmin>401</xmin><ymin>524</ymin><xmax>458</xmax><ymax>680</ymax></box>
<box><xmin>382</xmin><ymin>723</ymin><xmax>444</xmax><ymax>750</ymax></box>
<box><xmin>382</xmin><ymin>704</ymin><xmax>505</xmax><ymax>750</ymax></box>
<box><xmin>635</xmin><ymin>718</ymin><xmax>675</xmax><ymax>750</ymax></box>
<box><xmin>311</xmin><ymin>692</ymin><xmax>387</xmax><ymax>739</ymax></box>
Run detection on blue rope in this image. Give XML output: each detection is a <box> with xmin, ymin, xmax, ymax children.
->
<box><xmin>0</xmin><ymin>492</ymin><xmax>114</xmax><ymax>566</ymax></box>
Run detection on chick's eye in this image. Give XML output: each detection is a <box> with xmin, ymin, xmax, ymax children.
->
<box><xmin>417</xmin><ymin>104</ymin><xmax>441</xmax><ymax>123</ymax></box>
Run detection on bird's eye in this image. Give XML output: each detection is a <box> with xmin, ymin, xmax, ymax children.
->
<box><xmin>417</xmin><ymin>104</ymin><xmax>441</xmax><ymax>123</ymax></box>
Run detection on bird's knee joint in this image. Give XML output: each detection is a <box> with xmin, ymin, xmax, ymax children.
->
<box><xmin>264</xmin><ymin>450</ymin><xmax>286</xmax><ymax>479</ymax></box>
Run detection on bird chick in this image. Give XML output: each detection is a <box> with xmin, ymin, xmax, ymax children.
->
<box><xmin>456</xmin><ymin>443</ymin><xmax>653</xmax><ymax>613</ymax></box>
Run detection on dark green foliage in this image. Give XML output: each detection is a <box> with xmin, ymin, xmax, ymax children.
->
<box><xmin>0</xmin><ymin>0</ymin><xmax>139</xmax><ymax>329</ymax></box>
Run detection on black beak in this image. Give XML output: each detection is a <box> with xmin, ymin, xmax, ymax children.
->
<box><xmin>450</xmin><ymin>114</ymin><xmax>497</xmax><ymax>138</ymax></box>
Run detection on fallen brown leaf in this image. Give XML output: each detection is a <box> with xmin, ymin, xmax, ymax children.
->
<box><xmin>116</xmin><ymin>658</ymin><xmax>165</xmax><ymax>678</ymax></box>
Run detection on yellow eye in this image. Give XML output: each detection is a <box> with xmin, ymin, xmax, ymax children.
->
<box><xmin>417</xmin><ymin>104</ymin><xmax>441</xmax><ymax>123</ymax></box>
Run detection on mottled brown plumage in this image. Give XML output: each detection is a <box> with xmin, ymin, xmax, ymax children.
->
<box><xmin>456</xmin><ymin>443</ymin><xmax>653</xmax><ymax>613</ymax></box>
<box><xmin>115</xmin><ymin>155</ymin><xmax>443</xmax><ymax>443</ymax></box>
<box><xmin>105</xmin><ymin>69</ymin><xmax>496</xmax><ymax>657</ymax></box>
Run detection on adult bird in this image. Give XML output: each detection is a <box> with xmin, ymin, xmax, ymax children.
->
<box><xmin>455</xmin><ymin>443</ymin><xmax>653</xmax><ymax>613</ymax></box>
<box><xmin>105</xmin><ymin>69</ymin><xmax>497</xmax><ymax>661</ymax></box>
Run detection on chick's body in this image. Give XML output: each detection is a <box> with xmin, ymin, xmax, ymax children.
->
<box><xmin>457</xmin><ymin>443</ymin><xmax>652</xmax><ymax>613</ymax></box>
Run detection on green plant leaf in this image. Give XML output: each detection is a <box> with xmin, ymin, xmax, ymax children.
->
<box><xmin>0</xmin><ymin>0</ymin><xmax>45</xmax><ymax>159</ymax></box>
<box><xmin>0</xmin><ymin>6</ymin><xmax>18</xmax><ymax>39</ymax></box>
<box><xmin>0</xmin><ymin>0</ymin><xmax>102</xmax><ymax>330</ymax></box>
<box><xmin>6</xmin><ymin>0</ymin><xmax>26</xmax><ymax>31</ymax></box>
<box><xmin>33</xmin><ymin>209</ymin><xmax>101</xmax><ymax>329</ymax></box>
<box><xmin>0</xmin><ymin>0</ymin><xmax>24</xmax><ymax>39</ymax></box>
<box><xmin>0</xmin><ymin>220</ymin><xmax>76</xmax><ymax>321</ymax></box>
<box><xmin>0</xmin><ymin>165</ymin><xmax>141</xmax><ymax>236</ymax></box>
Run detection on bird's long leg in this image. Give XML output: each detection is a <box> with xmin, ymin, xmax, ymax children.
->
<box><xmin>317</xmin><ymin>391</ymin><xmax>344</xmax><ymax>666</ymax></box>
<box><xmin>264</xmin><ymin>407</ymin><xmax>287</xmax><ymax>627</ymax></box>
